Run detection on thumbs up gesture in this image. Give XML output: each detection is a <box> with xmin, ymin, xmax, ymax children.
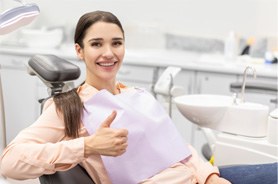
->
<box><xmin>84</xmin><ymin>111</ymin><xmax>128</xmax><ymax>157</ymax></box>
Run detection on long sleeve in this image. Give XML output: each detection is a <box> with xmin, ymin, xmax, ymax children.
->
<box><xmin>0</xmin><ymin>101</ymin><xmax>86</xmax><ymax>180</ymax></box>
<box><xmin>182</xmin><ymin>145</ymin><xmax>219</xmax><ymax>184</ymax></box>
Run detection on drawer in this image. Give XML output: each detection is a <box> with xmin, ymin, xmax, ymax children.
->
<box><xmin>117</xmin><ymin>65</ymin><xmax>156</xmax><ymax>83</ymax></box>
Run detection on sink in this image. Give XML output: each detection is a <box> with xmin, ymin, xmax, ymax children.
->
<box><xmin>174</xmin><ymin>94</ymin><xmax>269</xmax><ymax>137</ymax></box>
<box><xmin>174</xmin><ymin>94</ymin><xmax>232</xmax><ymax>126</ymax></box>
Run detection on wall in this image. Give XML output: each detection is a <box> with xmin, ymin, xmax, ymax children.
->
<box><xmin>1</xmin><ymin>0</ymin><xmax>277</xmax><ymax>49</ymax></box>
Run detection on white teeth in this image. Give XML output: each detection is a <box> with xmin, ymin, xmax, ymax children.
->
<box><xmin>98</xmin><ymin>62</ymin><xmax>115</xmax><ymax>66</ymax></box>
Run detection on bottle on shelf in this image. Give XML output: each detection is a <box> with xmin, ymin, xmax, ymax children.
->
<box><xmin>224</xmin><ymin>31</ymin><xmax>239</xmax><ymax>61</ymax></box>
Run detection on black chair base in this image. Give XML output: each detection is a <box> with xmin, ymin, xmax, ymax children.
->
<box><xmin>39</xmin><ymin>164</ymin><xmax>95</xmax><ymax>184</ymax></box>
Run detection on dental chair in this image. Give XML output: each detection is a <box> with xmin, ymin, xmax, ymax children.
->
<box><xmin>27</xmin><ymin>54</ymin><xmax>95</xmax><ymax>184</ymax></box>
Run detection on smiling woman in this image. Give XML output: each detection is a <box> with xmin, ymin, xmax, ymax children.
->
<box><xmin>0</xmin><ymin>10</ymin><xmax>277</xmax><ymax>184</ymax></box>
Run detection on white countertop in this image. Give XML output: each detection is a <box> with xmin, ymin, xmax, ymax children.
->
<box><xmin>0</xmin><ymin>44</ymin><xmax>277</xmax><ymax>78</ymax></box>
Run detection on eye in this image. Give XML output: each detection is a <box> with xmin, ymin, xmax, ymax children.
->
<box><xmin>91</xmin><ymin>42</ymin><xmax>102</xmax><ymax>47</ymax></box>
<box><xmin>112</xmin><ymin>41</ymin><xmax>123</xmax><ymax>47</ymax></box>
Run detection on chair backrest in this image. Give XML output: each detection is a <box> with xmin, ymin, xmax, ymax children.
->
<box><xmin>28</xmin><ymin>55</ymin><xmax>95</xmax><ymax>184</ymax></box>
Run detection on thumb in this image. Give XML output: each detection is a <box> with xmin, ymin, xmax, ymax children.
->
<box><xmin>100</xmin><ymin>111</ymin><xmax>117</xmax><ymax>128</ymax></box>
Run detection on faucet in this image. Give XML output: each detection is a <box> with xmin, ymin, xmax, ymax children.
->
<box><xmin>240</xmin><ymin>66</ymin><xmax>256</xmax><ymax>102</ymax></box>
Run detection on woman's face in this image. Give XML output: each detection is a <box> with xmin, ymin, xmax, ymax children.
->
<box><xmin>75</xmin><ymin>21</ymin><xmax>125</xmax><ymax>85</ymax></box>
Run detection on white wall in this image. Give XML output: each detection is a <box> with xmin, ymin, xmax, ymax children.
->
<box><xmin>2</xmin><ymin>0</ymin><xmax>278</xmax><ymax>49</ymax></box>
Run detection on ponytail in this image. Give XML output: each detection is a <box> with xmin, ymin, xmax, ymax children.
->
<box><xmin>53</xmin><ymin>88</ymin><xmax>83</xmax><ymax>138</ymax></box>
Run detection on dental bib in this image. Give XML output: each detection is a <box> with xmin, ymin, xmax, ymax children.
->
<box><xmin>83</xmin><ymin>88</ymin><xmax>191</xmax><ymax>184</ymax></box>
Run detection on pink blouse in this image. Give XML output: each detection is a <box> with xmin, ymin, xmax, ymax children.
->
<box><xmin>0</xmin><ymin>83</ymin><xmax>219</xmax><ymax>184</ymax></box>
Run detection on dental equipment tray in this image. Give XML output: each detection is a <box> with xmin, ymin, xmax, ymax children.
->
<box><xmin>28</xmin><ymin>54</ymin><xmax>80</xmax><ymax>82</ymax></box>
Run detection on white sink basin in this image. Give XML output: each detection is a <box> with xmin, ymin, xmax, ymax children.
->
<box><xmin>174</xmin><ymin>94</ymin><xmax>269</xmax><ymax>137</ymax></box>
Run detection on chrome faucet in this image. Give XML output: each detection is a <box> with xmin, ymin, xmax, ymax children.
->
<box><xmin>240</xmin><ymin>66</ymin><xmax>256</xmax><ymax>102</ymax></box>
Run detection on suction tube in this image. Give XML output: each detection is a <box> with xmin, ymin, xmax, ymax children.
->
<box><xmin>0</xmin><ymin>3</ymin><xmax>40</xmax><ymax>35</ymax></box>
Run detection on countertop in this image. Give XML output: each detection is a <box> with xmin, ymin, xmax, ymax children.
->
<box><xmin>0</xmin><ymin>44</ymin><xmax>277</xmax><ymax>78</ymax></box>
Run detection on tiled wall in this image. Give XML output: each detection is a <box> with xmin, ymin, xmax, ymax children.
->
<box><xmin>165</xmin><ymin>33</ymin><xmax>225</xmax><ymax>53</ymax></box>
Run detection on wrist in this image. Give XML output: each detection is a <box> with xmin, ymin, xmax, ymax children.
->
<box><xmin>84</xmin><ymin>136</ymin><xmax>97</xmax><ymax>157</ymax></box>
<box><xmin>205</xmin><ymin>173</ymin><xmax>231</xmax><ymax>184</ymax></box>
<box><xmin>205</xmin><ymin>173</ymin><xmax>219</xmax><ymax>184</ymax></box>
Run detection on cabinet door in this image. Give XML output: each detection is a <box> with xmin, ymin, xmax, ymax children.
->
<box><xmin>1</xmin><ymin>67</ymin><xmax>39</xmax><ymax>143</ymax></box>
<box><xmin>196</xmin><ymin>71</ymin><xmax>238</xmax><ymax>95</ymax></box>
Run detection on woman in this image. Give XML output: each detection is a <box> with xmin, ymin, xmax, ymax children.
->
<box><xmin>0</xmin><ymin>11</ymin><xmax>276</xmax><ymax>184</ymax></box>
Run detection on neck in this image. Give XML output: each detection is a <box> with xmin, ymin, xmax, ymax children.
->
<box><xmin>85</xmin><ymin>79</ymin><xmax>120</xmax><ymax>95</ymax></box>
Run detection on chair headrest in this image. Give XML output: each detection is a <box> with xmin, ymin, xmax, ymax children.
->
<box><xmin>28</xmin><ymin>54</ymin><xmax>80</xmax><ymax>82</ymax></box>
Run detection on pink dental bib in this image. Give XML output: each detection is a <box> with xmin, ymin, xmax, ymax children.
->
<box><xmin>83</xmin><ymin>88</ymin><xmax>191</xmax><ymax>184</ymax></box>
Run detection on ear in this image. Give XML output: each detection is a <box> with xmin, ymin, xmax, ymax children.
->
<box><xmin>75</xmin><ymin>43</ymin><xmax>84</xmax><ymax>60</ymax></box>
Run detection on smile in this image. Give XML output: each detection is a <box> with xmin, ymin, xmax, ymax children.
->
<box><xmin>97</xmin><ymin>62</ymin><xmax>117</xmax><ymax>67</ymax></box>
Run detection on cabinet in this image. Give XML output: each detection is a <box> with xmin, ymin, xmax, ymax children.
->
<box><xmin>238</xmin><ymin>76</ymin><xmax>277</xmax><ymax>111</ymax></box>
<box><xmin>195</xmin><ymin>71</ymin><xmax>238</xmax><ymax>95</ymax></box>
<box><xmin>0</xmin><ymin>55</ymin><xmax>39</xmax><ymax>143</ymax></box>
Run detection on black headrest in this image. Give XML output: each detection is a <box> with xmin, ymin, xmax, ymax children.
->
<box><xmin>28</xmin><ymin>54</ymin><xmax>80</xmax><ymax>82</ymax></box>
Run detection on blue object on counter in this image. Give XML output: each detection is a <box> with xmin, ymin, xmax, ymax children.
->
<box><xmin>265</xmin><ymin>57</ymin><xmax>278</xmax><ymax>64</ymax></box>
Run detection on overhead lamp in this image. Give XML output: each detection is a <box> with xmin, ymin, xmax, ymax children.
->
<box><xmin>0</xmin><ymin>0</ymin><xmax>40</xmax><ymax>35</ymax></box>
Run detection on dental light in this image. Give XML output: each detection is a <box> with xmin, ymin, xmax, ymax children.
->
<box><xmin>0</xmin><ymin>0</ymin><xmax>40</xmax><ymax>35</ymax></box>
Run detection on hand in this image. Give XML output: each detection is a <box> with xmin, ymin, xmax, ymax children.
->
<box><xmin>206</xmin><ymin>174</ymin><xmax>231</xmax><ymax>184</ymax></box>
<box><xmin>84</xmin><ymin>111</ymin><xmax>128</xmax><ymax>157</ymax></box>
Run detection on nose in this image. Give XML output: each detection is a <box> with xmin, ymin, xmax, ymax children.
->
<box><xmin>102</xmin><ymin>45</ymin><xmax>114</xmax><ymax>59</ymax></box>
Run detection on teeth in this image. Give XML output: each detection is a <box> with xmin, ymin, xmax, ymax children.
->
<box><xmin>98</xmin><ymin>62</ymin><xmax>115</xmax><ymax>66</ymax></box>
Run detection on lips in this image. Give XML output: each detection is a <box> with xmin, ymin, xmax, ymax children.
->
<box><xmin>97</xmin><ymin>61</ymin><xmax>117</xmax><ymax>67</ymax></box>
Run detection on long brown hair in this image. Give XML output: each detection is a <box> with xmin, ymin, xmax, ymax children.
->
<box><xmin>53</xmin><ymin>11</ymin><xmax>125</xmax><ymax>138</ymax></box>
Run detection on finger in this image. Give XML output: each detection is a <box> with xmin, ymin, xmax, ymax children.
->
<box><xmin>121</xmin><ymin>142</ymin><xmax>128</xmax><ymax>149</ymax></box>
<box><xmin>114</xmin><ymin>137</ymin><xmax>128</xmax><ymax>146</ymax></box>
<box><xmin>116</xmin><ymin>129</ymin><xmax>128</xmax><ymax>137</ymax></box>
<box><xmin>115</xmin><ymin>145</ymin><xmax>128</xmax><ymax>156</ymax></box>
<box><xmin>100</xmin><ymin>111</ymin><xmax>117</xmax><ymax>128</ymax></box>
<box><xmin>113</xmin><ymin>149</ymin><xmax>127</xmax><ymax>157</ymax></box>
<box><xmin>121</xmin><ymin>137</ymin><xmax>128</xmax><ymax>144</ymax></box>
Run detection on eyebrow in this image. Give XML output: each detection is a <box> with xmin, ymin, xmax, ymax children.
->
<box><xmin>88</xmin><ymin>37</ymin><xmax>124</xmax><ymax>42</ymax></box>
